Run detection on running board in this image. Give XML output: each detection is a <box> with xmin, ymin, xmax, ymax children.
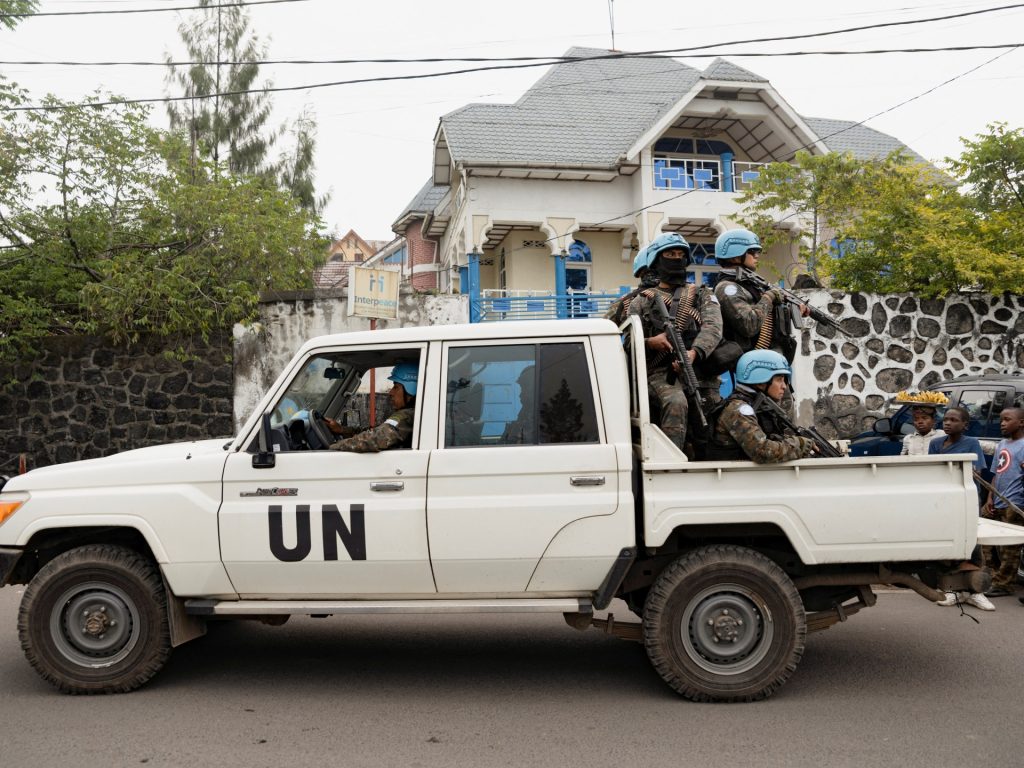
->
<box><xmin>185</xmin><ymin>597</ymin><xmax>593</xmax><ymax>616</ymax></box>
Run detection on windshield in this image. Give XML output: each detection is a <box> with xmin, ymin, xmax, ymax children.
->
<box><xmin>271</xmin><ymin>354</ymin><xmax>354</xmax><ymax>427</ymax></box>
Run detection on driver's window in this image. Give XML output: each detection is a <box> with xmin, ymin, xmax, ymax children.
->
<box><xmin>263</xmin><ymin>348</ymin><xmax>420</xmax><ymax>452</ymax></box>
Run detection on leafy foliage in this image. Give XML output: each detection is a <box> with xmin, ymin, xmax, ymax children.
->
<box><xmin>0</xmin><ymin>0</ymin><xmax>38</xmax><ymax>30</ymax></box>
<box><xmin>739</xmin><ymin>130</ymin><xmax>1024</xmax><ymax>297</ymax></box>
<box><xmin>0</xmin><ymin>79</ymin><xmax>327</xmax><ymax>362</ymax></box>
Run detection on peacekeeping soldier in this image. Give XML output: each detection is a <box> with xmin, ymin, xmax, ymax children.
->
<box><xmin>713</xmin><ymin>228</ymin><xmax>811</xmax><ymax>361</ymax></box>
<box><xmin>706</xmin><ymin>349</ymin><xmax>815</xmax><ymax>463</ymax></box>
<box><xmin>604</xmin><ymin>243</ymin><xmax>662</xmax><ymax>325</ymax></box>
<box><xmin>329</xmin><ymin>362</ymin><xmax>418</xmax><ymax>453</ymax></box>
<box><xmin>713</xmin><ymin>228</ymin><xmax>810</xmax><ymax>414</ymax></box>
<box><xmin>628</xmin><ymin>233</ymin><xmax>723</xmax><ymax>454</ymax></box>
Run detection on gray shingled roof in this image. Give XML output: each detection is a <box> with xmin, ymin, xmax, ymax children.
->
<box><xmin>395</xmin><ymin>50</ymin><xmax>925</xmax><ymax>226</ymax></box>
<box><xmin>394</xmin><ymin>179</ymin><xmax>448</xmax><ymax>227</ymax></box>
<box><xmin>801</xmin><ymin>117</ymin><xmax>927</xmax><ymax>163</ymax></box>
<box><xmin>441</xmin><ymin>48</ymin><xmax>701</xmax><ymax>166</ymax></box>
<box><xmin>702</xmin><ymin>58</ymin><xmax>767</xmax><ymax>83</ymax></box>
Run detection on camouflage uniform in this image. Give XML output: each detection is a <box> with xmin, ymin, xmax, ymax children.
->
<box><xmin>629</xmin><ymin>284</ymin><xmax>723</xmax><ymax>452</ymax></box>
<box><xmin>604</xmin><ymin>273</ymin><xmax>661</xmax><ymax>326</ymax></box>
<box><xmin>708</xmin><ymin>387</ymin><xmax>814</xmax><ymax>463</ymax></box>
<box><xmin>715</xmin><ymin>273</ymin><xmax>795</xmax><ymax>414</ymax></box>
<box><xmin>330</xmin><ymin>407</ymin><xmax>415</xmax><ymax>453</ymax></box>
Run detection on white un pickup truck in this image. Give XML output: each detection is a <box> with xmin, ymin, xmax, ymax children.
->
<box><xmin>2</xmin><ymin>318</ymin><xmax>1024</xmax><ymax>702</ymax></box>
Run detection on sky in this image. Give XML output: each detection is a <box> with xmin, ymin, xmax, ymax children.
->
<box><xmin>2</xmin><ymin>0</ymin><xmax>1023</xmax><ymax>242</ymax></box>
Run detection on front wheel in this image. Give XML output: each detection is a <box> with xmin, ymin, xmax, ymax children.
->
<box><xmin>18</xmin><ymin>544</ymin><xmax>172</xmax><ymax>694</ymax></box>
<box><xmin>643</xmin><ymin>545</ymin><xmax>805</xmax><ymax>702</ymax></box>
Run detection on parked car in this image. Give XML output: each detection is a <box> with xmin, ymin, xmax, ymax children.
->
<box><xmin>849</xmin><ymin>374</ymin><xmax>1024</xmax><ymax>461</ymax></box>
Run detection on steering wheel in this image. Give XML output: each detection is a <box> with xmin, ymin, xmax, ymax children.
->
<box><xmin>307</xmin><ymin>410</ymin><xmax>335</xmax><ymax>450</ymax></box>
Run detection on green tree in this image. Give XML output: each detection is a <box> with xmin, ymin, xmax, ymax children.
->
<box><xmin>0</xmin><ymin>78</ymin><xmax>327</xmax><ymax>362</ymax></box>
<box><xmin>0</xmin><ymin>1</ymin><xmax>38</xmax><ymax>31</ymax></box>
<box><xmin>738</xmin><ymin>144</ymin><xmax>1022</xmax><ymax>297</ymax></box>
<box><xmin>165</xmin><ymin>0</ymin><xmax>327</xmax><ymax>213</ymax></box>
<box><xmin>947</xmin><ymin>122</ymin><xmax>1024</xmax><ymax>264</ymax></box>
<box><xmin>739</xmin><ymin>150</ymin><xmax>870</xmax><ymax>281</ymax></box>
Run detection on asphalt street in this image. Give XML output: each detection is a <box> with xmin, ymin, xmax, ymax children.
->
<box><xmin>1</xmin><ymin>586</ymin><xmax>1021</xmax><ymax>768</ymax></box>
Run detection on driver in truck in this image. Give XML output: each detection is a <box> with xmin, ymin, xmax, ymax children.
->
<box><xmin>327</xmin><ymin>362</ymin><xmax>418</xmax><ymax>453</ymax></box>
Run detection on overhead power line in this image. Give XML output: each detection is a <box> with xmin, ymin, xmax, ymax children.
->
<box><xmin>3</xmin><ymin>43</ymin><xmax>1021</xmax><ymax>67</ymax></box>
<box><xmin>0</xmin><ymin>0</ymin><xmax>310</xmax><ymax>18</ymax></box>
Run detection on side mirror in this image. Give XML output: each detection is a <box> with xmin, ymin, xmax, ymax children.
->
<box><xmin>252</xmin><ymin>413</ymin><xmax>276</xmax><ymax>469</ymax></box>
<box><xmin>873</xmin><ymin>417</ymin><xmax>892</xmax><ymax>434</ymax></box>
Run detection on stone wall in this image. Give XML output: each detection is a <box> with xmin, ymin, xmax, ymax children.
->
<box><xmin>0</xmin><ymin>336</ymin><xmax>233</xmax><ymax>476</ymax></box>
<box><xmin>791</xmin><ymin>291</ymin><xmax>1024</xmax><ymax>438</ymax></box>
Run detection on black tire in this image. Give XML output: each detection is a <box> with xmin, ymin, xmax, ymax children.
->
<box><xmin>643</xmin><ymin>545</ymin><xmax>805</xmax><ymax>702</ymax></box>
<box><xmin>18</xmin><ymin>544</ymin><xmax>172</xmax><ymax>694</ymax></box>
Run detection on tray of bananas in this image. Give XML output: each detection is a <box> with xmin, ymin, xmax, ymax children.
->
<box><xmin>894</xmin><ymin>390</ymin><xmax>950</xmax><ymax>407</ymax></box>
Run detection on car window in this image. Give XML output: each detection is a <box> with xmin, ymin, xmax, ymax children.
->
<box><xmin>444</xmin><ymin>342</ymin><xmax>599</xmax><ymax>447</ymax></box>
<box><xmin>957</xmin><ymin>389</ymin><xmax>1006</xmax><ymax>438</ymax></box>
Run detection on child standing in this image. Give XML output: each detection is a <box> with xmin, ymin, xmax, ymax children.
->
<box><xmin>981</xmin><ymin>407</ymin><xmax>1024</xmax><ymax>601</ymax></box>
<box><xmin>928</xmin><ymin>407</ymin><xmax>994</xmax><ymax>610</ymax></box>
<box><xmin>900</xmin><ymin>405</ymin><xmax>942</xmax><ymax>456</ymax></box>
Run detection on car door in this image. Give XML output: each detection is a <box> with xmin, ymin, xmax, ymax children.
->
<box><xmin>426</xmin><ymin>337</ymin><xmax>627</xmax><ymax>594</ymax></box>
<box><xmin>219</xmin><ymin>345</ymin><xmax>435</xmax><ymax>597</ymax></box>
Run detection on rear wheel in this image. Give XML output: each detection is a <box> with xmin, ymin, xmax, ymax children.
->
<box><xmin>18</xmin><ymin>544</ymin><xmax>171</xmax><ymax>694</ymax></box>
<box><xmin>643</xmin><ymin>545</ymin><xmax>805</xmax><ymax>702</ymax></box>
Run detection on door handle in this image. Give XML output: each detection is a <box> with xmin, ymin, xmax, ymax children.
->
<box><xmin>370</xmin><ymin>481</ymin><xmax>405</xmax><ymax>492</ymax></box>
<box><xmin>570</xmin><ymin>475</ymin><xmax>606</xmax><ymax>487</ymax></box>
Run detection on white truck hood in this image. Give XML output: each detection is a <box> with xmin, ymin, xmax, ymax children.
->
<box><xmin>3</xmin><ymin>438</ymin><xmax>232</xmax><ymax>493</ymax></box>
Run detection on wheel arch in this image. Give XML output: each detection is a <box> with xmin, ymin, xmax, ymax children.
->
<box><xmin>7</xmin><ymin>524</ymin><xmax>164</xmax><ymax>586</ymax></box>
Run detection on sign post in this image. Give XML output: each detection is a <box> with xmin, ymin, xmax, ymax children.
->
<box><xmin>348</xmin><ymin>266</ymin><xmax>401</xmax><ymax>424</ymax></box>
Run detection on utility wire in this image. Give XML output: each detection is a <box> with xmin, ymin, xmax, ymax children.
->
<box><xmin>4</xmin><ymin>40</ymin><xmax>1023</xmax><ymax>113</ymax></box>
<box><xmin>4</xmin><ymin>43</ymin><xmax>1021</xmax><ymax>67</ymax></box>
<box><xmin>0</xmin><ymin>0</ymin><xmax>310</xmax><ymax>19</ymax></box>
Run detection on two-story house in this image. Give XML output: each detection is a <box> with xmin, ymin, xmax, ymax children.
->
<box><xmin>389</xmin><ymin>48</ymin><xmax>925</xmax><ymax>321</ymax></box>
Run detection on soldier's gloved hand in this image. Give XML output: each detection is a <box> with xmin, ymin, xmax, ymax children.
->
<box><xmin>798</xmin><ymin>437</ymin><xmax>816</xmax><ymax>457</ymax></box>
<box><xmin>768</xmin><ymin>288</ymin><xmax>785</xmax><ymax>305</ymax></box>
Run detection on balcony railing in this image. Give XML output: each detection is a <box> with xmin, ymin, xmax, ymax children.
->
<box><xmin>732</xmin><ymin>161</ymin><xmax>764</xmax><ymax>192</ymax></box>
<box><xmin>473</xmin><ymin>291</ymin><xmax>625</xmax><ymax>323</ymax></box>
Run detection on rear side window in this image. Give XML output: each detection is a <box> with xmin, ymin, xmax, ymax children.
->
<box><xmin>444</xmin><ymin>342</ymin><xmax>599</xmax><ymax>447</ymax></box>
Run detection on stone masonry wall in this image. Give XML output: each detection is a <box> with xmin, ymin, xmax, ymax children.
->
<box><xmin>791</xmin><ymin>291</ymin><xmax>1024</xmax><ymax>438</ymax></box>
<box><xmin>0</xmin><ymin>336</ymin><xmax>233</xmax><ymax>476</ymax></box>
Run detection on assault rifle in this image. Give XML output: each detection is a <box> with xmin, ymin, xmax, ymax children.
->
<box><xmin>752</xmin><ymin>392</ymin><xmax>845</xmax><ymax>458</ymax></box>
<box><xmin>732</xmin><ymin>267</ymin><xmax>851</xmax><ymax>338</ymax></box>
<box><xmin>648</xmin><ymin>296</ymin><xmax>709</xmax><ymax>431</ymax></box>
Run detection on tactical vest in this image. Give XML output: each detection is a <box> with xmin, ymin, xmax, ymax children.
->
<box><xmin>706</xmin><ymin>389</ymin><xmax>790</xmax><ymax>460</ymax></box>
<box><xmin>644</xmin><ymin>285</ymin><xmax>702</xmax><ymax>370</ymax></box>
<box><xmin>720</xmin><ymin>275</ymin><xmax>795</xmax><ymax>361</ymax></box>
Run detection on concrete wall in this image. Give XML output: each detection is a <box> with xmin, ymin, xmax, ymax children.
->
<box><xmin>232</xmin><ymin>290</ymin><xmax>467</xmax><ymax>430</ymax></box>
<box><xmin>792</xmin><ymin>290</ymin><xmax>1024</xmax><ymax>437</ymax></box>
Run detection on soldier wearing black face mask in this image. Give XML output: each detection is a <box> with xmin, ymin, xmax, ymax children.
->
<box><xmin>628</xmin><ymin>233</ymin><xmax>723</xmax><ymax>456</ymax></box>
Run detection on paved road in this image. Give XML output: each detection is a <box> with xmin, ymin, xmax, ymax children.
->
<box><xmin>1</xmin><ymin>585</ymin><xmax>1021</xmax><ymax>768</ymax></box>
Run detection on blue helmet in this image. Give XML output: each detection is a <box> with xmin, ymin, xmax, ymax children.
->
<box><xmin>635</xmin><ymin>233</ymin><xmax>690</xmax><ymax>274</ymax></box>
<box><xmin>714</xmin><ymin>228</ymin><xmax>761</xmax><ymax>263</ymax></box>
<box><xmin>632</xmin><ymin>246</ymin><xmax>651</xmax><ymax>277</ymax></box>
<box><xmin>735</xmin><ymin>349</ymin><xmax>791</xmax><ymax>386</ymax></box>
<box><xmin>388</xmin><ymin>362</ymin><xmax>419</xmax><ymax>397</ymax></box>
